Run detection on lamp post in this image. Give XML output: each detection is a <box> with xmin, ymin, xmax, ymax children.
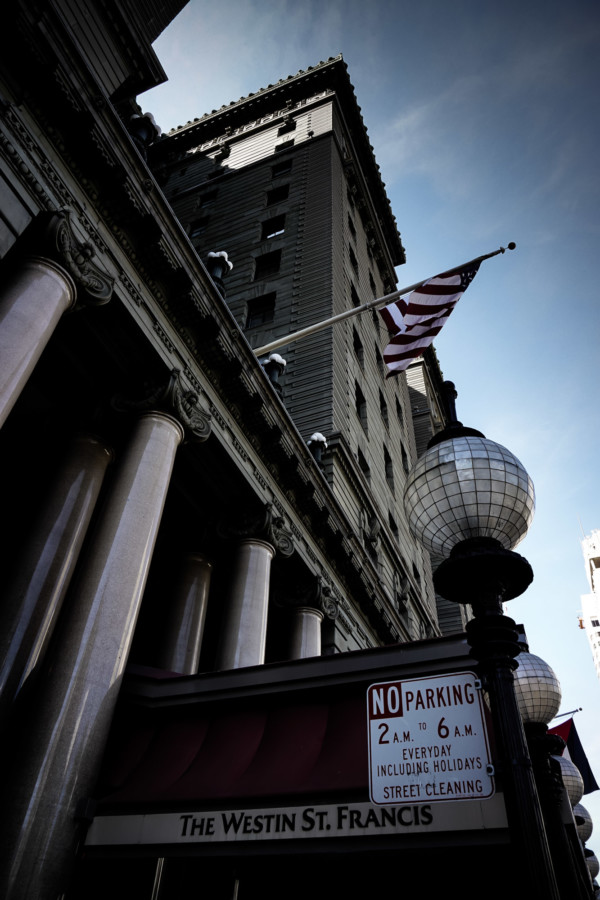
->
<box><xmin>403</xmin><ymin>382</ymin><xmax>560</xmax><ymax>899</ymax></box>
<box><xmin>514</xmin><ymin>653</ymin><xmax>594</xmax><ymax>898</ymax></box>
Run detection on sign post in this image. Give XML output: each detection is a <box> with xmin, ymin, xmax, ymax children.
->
<box><xmin>367</xmin><ymin>671</ymin><xmax>494</xmax><ymax>805</ymax></box>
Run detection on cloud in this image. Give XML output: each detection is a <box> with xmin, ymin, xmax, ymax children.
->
<box><xmin>372</xmin><ymin>16</ymin><xmax>600</xmax><ymax>218</ymax></box>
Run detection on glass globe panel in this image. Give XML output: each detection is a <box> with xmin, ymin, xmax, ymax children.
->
<box><xmin>574</xmin><ymin>803</ymin><xmax>593</xmax><ymax>843</ymax></box>
<box><xmin>403</xmin><ymin>436</ymin><xmax>535</xmax><ymax>557</ymax></box>
<box><xmin>553</xmin><ymin>754</ymin><xmax>584</xmax><ymax>806</ymax></box>
<box><xmin>513</xmin><ymin>653</ymin><xmax>562</xmax><ymax>725</ymax></box>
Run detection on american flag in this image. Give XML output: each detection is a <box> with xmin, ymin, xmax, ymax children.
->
<box><xmin>378</xmin><ymin>262</ymin><xmax>481</xmax><ymax>376</ymax></box>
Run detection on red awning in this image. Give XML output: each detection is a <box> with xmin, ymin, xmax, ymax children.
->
<box><xmin>98</xmin><ymin>694</ymin><xmax>368</xmax><ymax>807</ymax></box>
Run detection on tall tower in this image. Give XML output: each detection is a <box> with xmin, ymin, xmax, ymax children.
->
<box><xmin>151</xmin><ymin>56</ymin><xmax>446</xmax><ymax>645</ymax></box>
<box><xmin>580</xmin><ymin>529</ymin><xmax>600</xmax><ymax>679</ymax></box>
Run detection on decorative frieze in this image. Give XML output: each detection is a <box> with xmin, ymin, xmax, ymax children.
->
<box><xmin>0</xmin><ymin>127</ymin><xmax>56</xmax><ymax>211</ymax></box>
<box><xmin>152</xmin><ymin>320</ymin><xmax>177</xmax><ymax>354</ymax></box>
<box><xmin>119</xmin><ymin>271</ymin><xmax>144</xmax><ymax>307</ymax></box>
<box><xmin>89</xmin><ymin>124</ymin><xmax>118</xmax><ymax>169</ymax></box>
<box><xmin>53</xmin><ymin>66</ymin><xmax>84</xmax><ymax>113</ymax></box>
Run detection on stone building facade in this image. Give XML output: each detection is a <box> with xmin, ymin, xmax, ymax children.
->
<box><xmin>150</xmin><ymin>56</ymin><xmax>445</xmax><ymax>649</ymax></box>
<box><xmin>0</xmin><ymin>4</ymin><xmax>456</xmax><ymax>899</ymax></box>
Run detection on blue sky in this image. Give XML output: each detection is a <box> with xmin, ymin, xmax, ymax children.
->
<box><xmin>145</xmin><ymin>0</ymin><xmax>600</xmax><ymax>859</ymax></box>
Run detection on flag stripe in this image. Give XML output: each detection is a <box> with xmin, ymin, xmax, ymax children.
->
<box><xmin>378</xmin><ymin>262</ymin><xmax>481</xmax><ymax>376</ymax></box>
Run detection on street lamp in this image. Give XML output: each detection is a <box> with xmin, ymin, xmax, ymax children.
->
<box><xmin>403</xmin><ymin>382</ymin><xmax>559</xmax><ymax>899</ymax></box>
<box><xmin>514</xmin><ymin>653</ymin><xmax>594</xmax><ymax>898</ymax></box>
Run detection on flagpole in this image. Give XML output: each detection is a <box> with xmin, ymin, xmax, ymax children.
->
<box><xmin>254</xmin><ymin>243</ymin><xmax>515</xmax><ymax>357</ymax></box>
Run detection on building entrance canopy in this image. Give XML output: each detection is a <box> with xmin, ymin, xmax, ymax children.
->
<box><xmin>88</xmin><ymin>636</ymin><xmax>507</xmax><ymax>852</ymax></box>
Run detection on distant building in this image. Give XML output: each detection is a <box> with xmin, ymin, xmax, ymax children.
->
<box><xmin>580</xmin><ymin>530</ymin><xmax>600</xmax><ymax>680</ymax></box>
<box><xmin>150</xmin><ymin>56</ymin><xmax>448</xmax><ymax>650</ymax></box>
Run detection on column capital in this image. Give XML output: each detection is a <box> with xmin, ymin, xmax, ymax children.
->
<box><xmin>112</xmin><ymin>369</ymin><xmax>211</xmax><ymax>442</ymax></box>
<box><xmin>275</xmin><ymin>573</ymin><xmax>339</xmax><ymax>619</ymax></box>
<box><xmin>38</xmin><ymin>210</ymin><xmax>114</xmax><ymax>305</ymax></box>
<box><xmin>218</xmin><ymin>502</ymin><xmax>294</xmax><ymax>557</ymax></box>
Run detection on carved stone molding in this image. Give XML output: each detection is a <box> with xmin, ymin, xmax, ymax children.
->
<box><xmin>319</xmin><ymin>583</ymin><xmax>339</xmax><ymax>621</ymax></box>
<box><xmin>218</xmin><ymin>502</ymin><xmax>294</xmax><ymax>558</ymax></box>
<box><xmin>218</xmin><ymin>504</ymin><xmax>271</xmax><ymax>541</ymax></box>
<box><xmin>268</xmin><ymin>507</ymin><xmax>294</xmax><ymax>558</ymax></box>
<box><xmin>112</xmin><ymin>368</ymin><xmax>211</xmax><ymax>442</ymax></box>
<box><xmin>51</xmin><ymin>211</ymin><xmax>114</xmax><ymax>304</ymax></box>
<box><xmin>0</xmin><ymin>126</ymin><xmax>56</xmax><ymax>211</ymax></box>
<box><xmin>274</xmin><ymin>573</ymin><xmax>339</xmax><ymax>619</ymax></box>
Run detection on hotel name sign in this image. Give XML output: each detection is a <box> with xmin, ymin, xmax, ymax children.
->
<box><xmin>86</xmin><ymin>797</ymin><xmax>506</xmax><ymax>848</ymax></box>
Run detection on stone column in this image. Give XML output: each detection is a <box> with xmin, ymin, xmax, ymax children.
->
<box><xmin>157</xmin><ymin>553</ymin><xmax>213</xmax><ymax>675</ymax></box>
<box><xmin>288</xmin><ymin>606</ymin><xmax>324</xmax><ymax>659</ymax></box>
<box><xmin>278</xmin><ymin>576</ymin><xmax>338</xmax><ymax>661</ymax></box>
<box><xmin>216</xmin><ymin>538</ymin><xmax>275</xmax><ymax>670</ymax></box>
<box><xmin>0</xmin><ymin>257</ymin><xmax>76</xmax><ymax>429</ymax></box>
<box><xmin>0</xmin><ymin>411</ymin><xmax>184</xmax><ymax>900</ymax></box>
<box><xmin>0</xmin><ymin>433</ymin><xmax>113</xmax><ymax>725</ymax></box>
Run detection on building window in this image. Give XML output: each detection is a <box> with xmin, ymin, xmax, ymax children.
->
<box><xmin>353</xmin><ymin>327</ymin><xmax>364</xmax><ymax>367</ymax></box>
<box><xmin>593</xmin><ymin>619</ymin><xmax>600</xmax><ymax>627</ymax></box>
<box><xmin>396</xmin><ymin>397</ymin><xmax>404</xmax><ymax>428</ymax></box>
<box><xmin>357</xmin><ymin>448</ymin><xmax>370</xmax><ymax>480</ymax></box>
<box><xmin>254</xmin><ymin>250</ymin><xmax>282</xmax><ymax>280</ymax></box>
<box><xmin>401</xmin><ymin>441</ymin><xmax>409</xmax><ymax>474</ymax></box>
<box><xmin>214</xmin><ymin>143</ymin><xmax>230</xmax><ymax>161</ymax></box>
<box><xmin>275</xmin><ymin>139</ymin><xmax>295</xmax><ymax>152</ymax></box>
<box><xmin>197</xmin><ymin>189</ymin><xmax>218</xmax><ymax>209</ymax></box>
<box><xmin>388</xmin><ymin>512</ymin><xmax>398</xmax><ymax>537</ymax></box>
<box><xmin>347</xmin><ymin>187</ymin><xmax>355</xmax><ymax>209</ymax></box>
<box><xmin>355</xmin><ymin>382</ymin><xmax>367</xmax><ymax>432</ymax></box>
<box><xmin>379</xmin><ymin>390</ymin><xmax>388</xmax><ymax>426</ymax></box>
<box><xmin>384</xmin><ymin>445</ymin><xmax>394</xmax><ymax>491</ymax></box>
<box><xmin>246</xmin><ymin>293</ymin><xmax>276</xmax><ymax>329</ymax></box>
<box><xmin>278</xmin><ymin>118</ymin><xmax>296</xmax><ymax>135</ymax></box>
<box><xmin>189</xmin><ymin>217</ymin><xmax>210</xmax><ymax>240</ymax></box>
<box><xmin>272</xmin><ymin>160</ymin><xmax>292</xmax><ymax>178</ymax></box>
<box><xmin>261</xmin><ymin>214</ymin><xmax>286</xmax><ymax>240</ymax></box>
<box><xmin>369</xmin><ymin>270</ymin><xmax>377</xmax><ymax>296</ymax></box>
<box><xmin>349</xmin><ymin>245</ymin><xmax>358</xmax><ymax>272</ymax></box>
<box><xmin>350</xmin><ymin>283</ymin><xmax>360</xmax><ymax>307</ymax></box>
<box><xmin>348</xmin><ymin>214</ymin><xmax>356</xmax><ymax>240</ymax></box>
<box><xmin>266</xmin><ymin>184</ymin><xmax>289</xmax><ymax>205</ymax></box>
<box><xmin>376</xmin><ymin>346</ymin><xmax>385</xmax><ymax>376</ymax></box>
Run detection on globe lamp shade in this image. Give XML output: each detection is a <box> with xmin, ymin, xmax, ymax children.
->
<box><xmin>404</xmin><ymin>436</ymin><xmax>535</xmax><ymax>559</ymax></box>
<box><xmin>553</xmin><ymin>754</ymin><xmax>584</xmax><ymax>807</ymax></box>
<box><xmin>513</xmin><ymin>652</ymin><xmax>562</xmax><ymax>726</ymax></box>
<box><xmin>574</xmin><ymin>803</ymin><xmax>593</xmax><ymax>843</ymax></box>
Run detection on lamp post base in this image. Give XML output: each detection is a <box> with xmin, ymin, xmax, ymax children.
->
<box><xmin>433</xmin><ymin>537</ymin><xmax>559</xmax><ymax>900</ymax></box>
